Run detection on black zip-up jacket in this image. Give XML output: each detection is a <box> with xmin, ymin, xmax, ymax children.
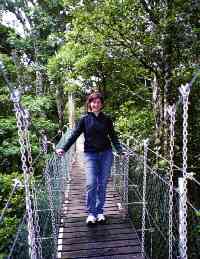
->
<box><xmin>58</xmin><ymin>112</ymin><xmax>122</xmax><ymax>153</ymax></box>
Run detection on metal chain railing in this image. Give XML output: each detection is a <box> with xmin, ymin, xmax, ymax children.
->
<box><xmin>23</xmin><ymin>107</ymin><xmax>43</xmax><ymax>259</ymax></box>
<box><xmin>0</xmin><ymin>61</ymin><xmax>44</xmax><ymax>258</ymax></box>
<box><xmin>167</xmin><ymin>104</ymin><xmax>176</xmax><ymax>259</ymax></box>
<box><xmin>179</xmin><ymin>83</ymin><xmax>190</xmax><ymax>259</ymax></box>
<box><xmin>179</xmin><ymin>84</ymin><xmax>190</xmax><ymax>177</ymax></box>
<box><xmin>13</xmin><ymin>99</ymin><xmax>37</xmax><ymax>259</ymax></box>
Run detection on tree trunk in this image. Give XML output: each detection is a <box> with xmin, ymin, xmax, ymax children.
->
<box><xmin>163</xmin><ymin>77</ymin><xmax>169</xmax><ymax>158</ymax></box>
<box><xmin>56</xmin><ymin>85</ymin><xmax>65</xmax><ymax>129</ymax></box>
<box><xmin>152</xmin><ymin>74</ymin><xmax>165</xmax><ymax>156</ymax></box>
<box><xmin>68</xmin><ymin>92</ymin><xmax>75</xmax><ymax>129</ymax></box>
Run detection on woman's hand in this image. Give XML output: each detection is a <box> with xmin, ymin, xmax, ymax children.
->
<box><xmin>56</xmin><ymin>148</ymin><xmax>65</xmax><ymax>156</ymax></box>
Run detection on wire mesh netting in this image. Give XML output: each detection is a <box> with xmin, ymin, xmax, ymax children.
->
<box><xmin>111</xmin><ymin>154</ymin><xmax>129</xmax><ymax>206</ymax></box>
<box><xmin>6</xmin><ymin>129</ymin><xmax>75</xmax><ymax>259</ymax></box>
<box><xmin>126</xmin><ymin>151</ymin><xmax>200</xmax><ymax>259</ymax></box>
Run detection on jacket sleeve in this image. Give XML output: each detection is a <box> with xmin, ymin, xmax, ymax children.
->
<box><xmin>108</xmin><ymin>118</ymin><xmax>122</xmax><ymax>154</ymax></box>
<box><xmin>58</xmin><ymin>117</ymin><xmax>85</xmax><ymax>152</ymax></box>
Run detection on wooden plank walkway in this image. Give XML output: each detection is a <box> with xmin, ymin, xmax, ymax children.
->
<box><xmin>57</xmin><ymin>139</ymin><xmax>144</xmax><ymax>259</ymax></box>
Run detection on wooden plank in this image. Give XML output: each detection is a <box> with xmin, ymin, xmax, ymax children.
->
<box><xmin>61</xmin><ymin>223</ymin><xmax>133</xmax><ymax>233</ymax></box>
<box><xmin>62</xmin><ymin>211</ymin><xmax>121</xmax><ymax>218</ymax></box>
<box><xmin>60</xmin><ymin>232</ymin><xmax>139</xmax><ymax>246</ymax></box>
<box><xmin>61</xmin><ymin>239</ymin><xmax>140</xmax><ymax>252</ymax></box>
<box><xmin>60</xmin><ymin>245</ymin><xmax>141</xmax><ymax>258</ymax></box>
<box><xmin>61</xmin><ymin>227</ymin><xmax>136</xmax><ymax>239</ymax></box>
<box><xmin>62</xmin><ymin>216</ymin><xmax>129</xmax><ymax>225</ymax></box>
<box><xmin>61</xmin><ymin>215</ymin><xmax>128</xmax><ymax>224</ymax></box>
<box><xmin>61</xmin><ymin>226</ymin><xmax>136</xmax><ymax>237</ymax></box>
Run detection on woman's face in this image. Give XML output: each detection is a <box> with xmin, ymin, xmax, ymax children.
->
<box><xmin>90</xmin><ymin>98</ymin><xmax>103</xmax><ymax>112</ymax></box>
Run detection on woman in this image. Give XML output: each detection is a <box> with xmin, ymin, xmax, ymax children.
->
<box><xmin>56</xmin><ymin>92</ymin><xmax>123</xmax><ymax>225</ymax></box>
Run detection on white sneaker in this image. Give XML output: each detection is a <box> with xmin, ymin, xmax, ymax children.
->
<box><xmin>86</xmin><ymin>214</ymin><xmax>96</xmax><ymax>225</ymax></box>
<box><xmin>97</xmin><ymin>214</ymin><xmax>106</xmax><ymax>222</ymax></box>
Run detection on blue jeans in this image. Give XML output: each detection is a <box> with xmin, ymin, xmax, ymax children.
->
<box><xmin>84</xmin><ymin>149</ymin><xmax>113</xmax><ymax>216</ymax></box>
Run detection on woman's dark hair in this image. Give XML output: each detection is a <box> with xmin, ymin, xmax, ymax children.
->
<box><xmin>86</xmin><ymin>91</ymin><xmax>104</xmax><ymax>111</ymax></box>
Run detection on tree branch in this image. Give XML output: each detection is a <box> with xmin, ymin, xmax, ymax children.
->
<box><xmin>140</xmin><ymin>0</ymin><xmax>159</xmax><ymax>25</ymax></box>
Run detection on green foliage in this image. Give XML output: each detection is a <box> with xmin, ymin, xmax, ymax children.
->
<box><xmin>0</xmin><ymin>117</ymin><xmax>17</xmax><ymax>137</ymax></box>
<box><xmin>0</xmin><ymin>116</ymin><xmax>20</xmax><ymax>171</ymax></box>
<box><xmin>0</xmin><ymin>94</ymin><xmax>12</xmax><ymax>116</ymax></box>
<box><xmin>0</xmin><ymin>93</ymin><xmax>58</xmax><ymax>172</ymax></box>
<box><xmin>0</xmin><ymin>24</ymin><xmax>14</xmax><ymax>55</ymax></box>
<box><xmin>31</xmin><ymin>118</ymin><xmax>58</xmax><ymax>135</ymax></box>
<box><xmin>22</xmin><ymin>95</ymin><xmax>56</xmax><ymax>116</ymax></box>
<box><xmin>0</xmin><ymin>172</ymin><xmax>25</xmax><ymax>256</ymax></box>
<box><xmin>0</xmin><ymin>53</ymin><xmax>17</xmax><ymax>84</ymax></box>
<box><xmin>47</xmin><ymin>42</ymin><xmax>84</xmax><ymax>84</ymax></box>
<box><xmin>0</xmin><ymin>143</ymin><xmax>19</xmax><ymax>157</ymax></box>
<box><xmin>115</xmin><ymin>101</ymin><xmax>154</xmax><ymax>141</ymax></box>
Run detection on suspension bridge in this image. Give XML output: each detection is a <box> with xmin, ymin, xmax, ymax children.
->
<box><xmin>0</xmin><ymin>61</ymin><xmax>200</xmax><ymax>259</ymax></box>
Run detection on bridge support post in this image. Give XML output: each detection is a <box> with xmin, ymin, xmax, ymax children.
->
<box><xmin>178</xmin><ymin>83</ymin><xmax>190</xmax><ymax>259</ymax></box>
<box><xmin>141</xmin><ymin>139</ymin><xmax>148</xmax><ymax>257</ymax></box>
<box><xmin>123</xmin><ymin>154</ymin><xmax>129</xmax><ymax>215</ymax></box>
<box><xmin>178</xmin><ymin>177</ymin><xmax>188</xmax><ymax>259</ymax></box>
